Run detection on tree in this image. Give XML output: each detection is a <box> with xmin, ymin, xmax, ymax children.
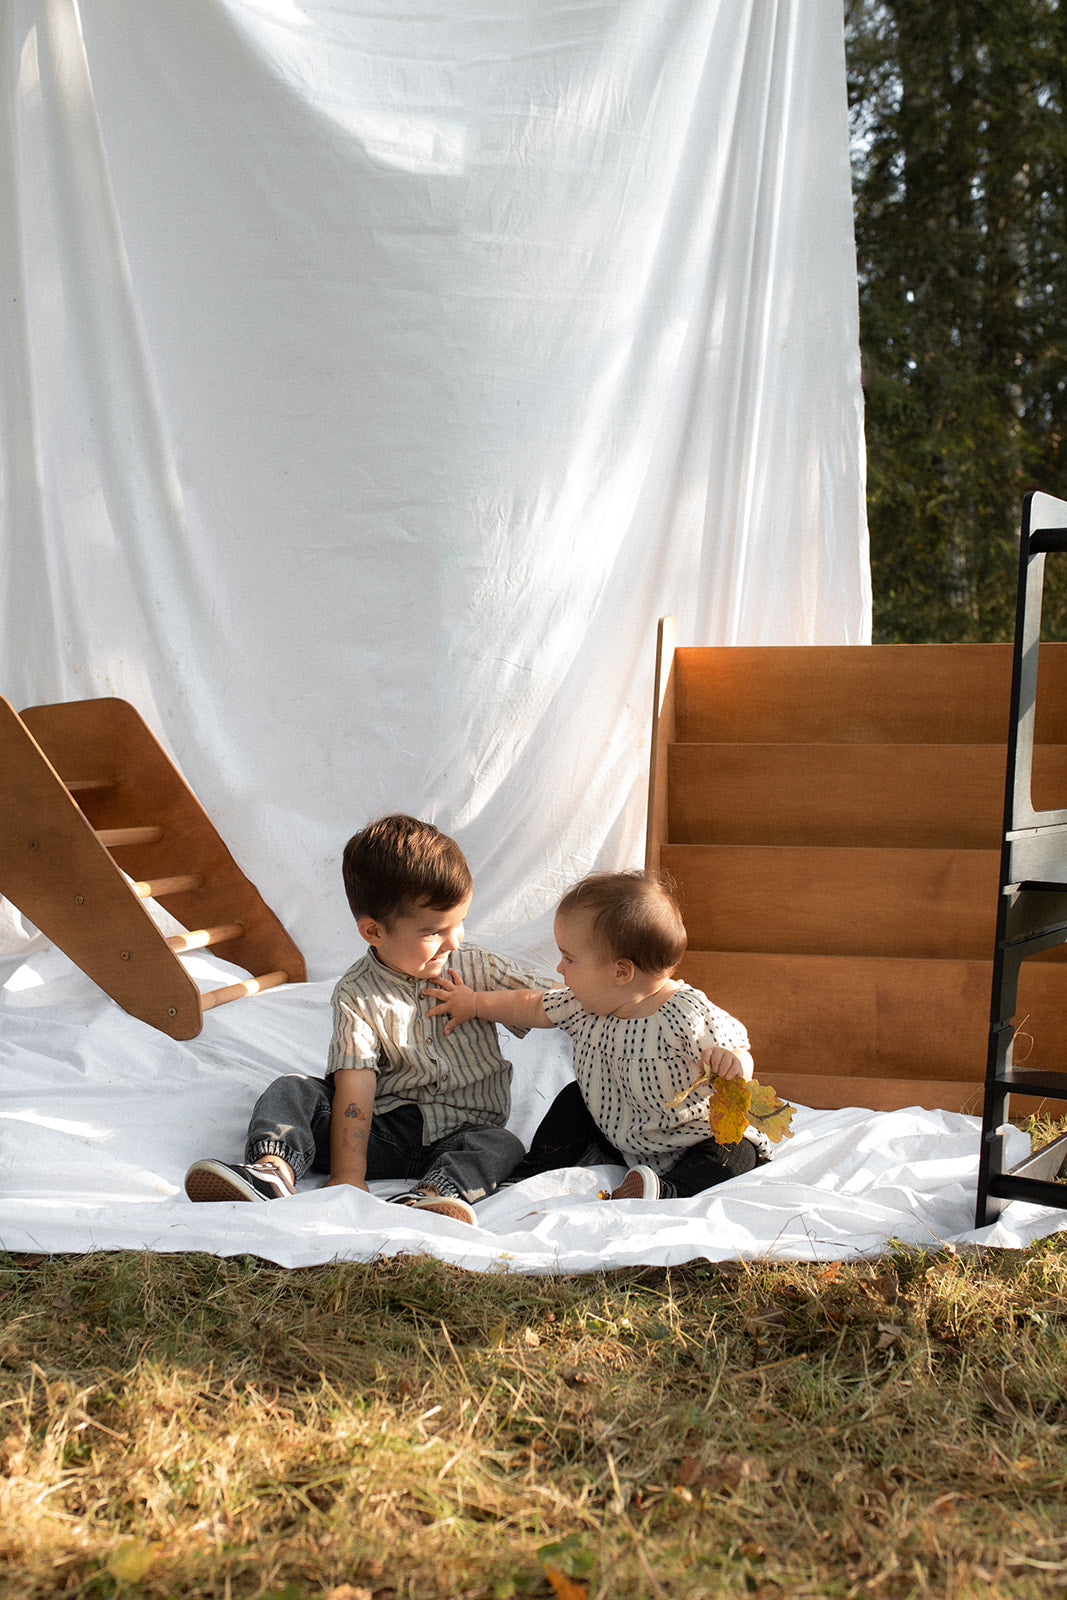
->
<box><xmin>846</xmin><ymin>0</ymin><xmax>1067</xmax><ymax>641</ymax></box>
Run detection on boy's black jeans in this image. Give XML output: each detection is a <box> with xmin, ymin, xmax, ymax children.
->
<box><xmin>246</xmin><ymin>1073</ymin><xmax>523</xmax><ymax>1204</ymax></box>
<box><xmin>509</xmin><ymin>1081</ymin><xmax>765</xmax><ymax>1197</ymax></box>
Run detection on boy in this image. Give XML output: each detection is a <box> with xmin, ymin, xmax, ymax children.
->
<box><xmin>425</xmin><ymin>869</ymin><xmax>768</xmax><ymax>1200</ymax></box>
<box><xmin>184</xmin><ymin>814</ymin><xmax>549</xmax><ymax>1224</ymax></box>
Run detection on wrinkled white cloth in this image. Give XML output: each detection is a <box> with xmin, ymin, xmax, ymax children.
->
<box><xmin>1</xmin><ymin>929</ymin><xmax>1061</xmax><ymax>1273</ymax></box>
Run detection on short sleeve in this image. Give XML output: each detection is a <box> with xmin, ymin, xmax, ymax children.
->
<box><xmin>327</xmin><ymin>985</ymin><xmax>381</xmax><ymax>1076</ymax></box>
<box><xmin>541</xmin><ymin>986</ymin><xmax>585</xmax><ymax>1036</ymax></box>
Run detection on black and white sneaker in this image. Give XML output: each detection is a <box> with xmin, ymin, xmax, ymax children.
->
<box><xmin>389</xmin><ymin>1191</ymin><xmax>476</xmax><ymax>1225</ymax></box>
<box><xmin>184</xmin><ymin>1159</ymin><xmax>294</xmax><ymax>1203</ymax></box>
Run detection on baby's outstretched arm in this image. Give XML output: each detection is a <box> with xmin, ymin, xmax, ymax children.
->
<box><xmin>700</xmin><ymin>1043</ymin><xmax>755</xmax><ymax>1082</ymax></box>
<box><xmin>424</xmin><ymin>971</ymin><xmax>551</xmax><ymax>1035</ymax></box>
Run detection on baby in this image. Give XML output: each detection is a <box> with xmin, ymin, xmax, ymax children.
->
<box><xmin>425</xmin><ymin>869</ymin><xmax>769</xmax><ymax>1200</ymax></box>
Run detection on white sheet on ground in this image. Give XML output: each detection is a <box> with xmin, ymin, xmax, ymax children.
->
<box><xmin>3</xmin><ymin>927</ymin><xmax>1062</xmax><ymax>1273</ymax></box>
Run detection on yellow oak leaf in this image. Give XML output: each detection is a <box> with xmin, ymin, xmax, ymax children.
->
<box><xmin>706</xmin><ymin>1076</ymin><xmax>751</xmax><ymax>1143</ymax></box>
<box><xmin>703</xmin><ymin>1076</ymin><xmax>796</xmax><ymax>1145</ymax></box>
<box><xmin>745</xmin><ymin>1080</ymin><xmax>797</xmax><ymax>1143</ymax></box>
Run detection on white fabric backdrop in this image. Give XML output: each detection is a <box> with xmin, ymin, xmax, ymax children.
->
<box><xmin>0</xmin><ymin>0</ymin><xmax>869</xmax><ymax>978</ymax></box>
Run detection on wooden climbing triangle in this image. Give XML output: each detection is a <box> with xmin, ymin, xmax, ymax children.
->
<box><xmin>0</xmin><ymin>696</ymin><xmax>306</xmax><ymax>1039</ymax></box>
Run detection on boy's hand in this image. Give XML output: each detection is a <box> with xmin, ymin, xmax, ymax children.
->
<box><xmin>699</xmin><ymin>1044</ymin><xmax>753</xmax><ymax>1082</ymax></box>
<box><xmin>423</xmin><ymin>971</ymin><xmax>479</xmax><ymax>1035</ymax></box>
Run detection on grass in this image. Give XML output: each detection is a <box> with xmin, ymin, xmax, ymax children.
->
<box><xmin>2</xmin><ymin>1236</ymin><xmax>1067</xmax><ymax>1599</ymax></box>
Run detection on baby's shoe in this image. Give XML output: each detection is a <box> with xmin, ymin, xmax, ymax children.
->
<box><xmin>390</xmin><ymin>1190</ymin><xmax>476</xmax><ymax>1225</ymax></box>
<box><xmin>610</xmin><ymin>1165</ymin><xmax>660</xmax><ymax>1201</ymax></box>
<box><xmin>184</xmin><ymin>1158</ymin><xmax>294</xmax><ymax>1203</ymax></box>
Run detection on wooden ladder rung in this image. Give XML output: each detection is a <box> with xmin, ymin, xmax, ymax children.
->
<box><xmin>131</xmin><ymin>873</ymin><xmax>204</xmax><ymax>899</ymax></box>
<box><xmin>165</xmin><ymin>921</ymin><xmax>246</xmax><ymax>954</ymax></box>
<box><xmin>96</xmin><ymin>825</ymin><xmax>164</xmax><ymax>848</ymax></box>
<box><xmin>66</xmin><ymin>778</ymin><xmax>115</xmax><ymax>795</ymax></box>
<box><xmin>201</xmin><ymin>970</ymin><xmax>290</xmax><ymax>1011</ymax></box>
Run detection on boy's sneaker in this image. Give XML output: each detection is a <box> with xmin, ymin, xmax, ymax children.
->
<box><xmin>184</xmin><ymin>1159</ymin><xmax>294</xmax><ymax>1203</ymax></box>
<box><xmin>390</xmin><ymin>1191</ymin><xmax>476</xmax><ymax>1225</ymax></box>
<box><xmin>610</xmin><ymin>1165</ymin><xmax>660</xmax><ymax>1201</ymax></box>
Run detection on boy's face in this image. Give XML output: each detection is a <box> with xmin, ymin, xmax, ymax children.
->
<box><xmin>362</xmin><ymin>896</ymin><xmax>471</xmax><ymax>981</ymax></box>
<box><xmin>553</xmin><ymin>910</ymin><xmax>629</xmax><ymax>1015</ymax></box>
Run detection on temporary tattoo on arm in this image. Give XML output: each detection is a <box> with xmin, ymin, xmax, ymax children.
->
<box><xmin>338</xmin><ymin>1100</ymin><xmax>369</xmax><ymax>1157</ymax></box>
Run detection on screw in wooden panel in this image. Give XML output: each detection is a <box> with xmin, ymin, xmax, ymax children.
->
<box><xmin>74</xmin><ymin>894</ymin><xmax>84</xmax><ymax>904</ymax></box>
<box><xmin>28</xmin><ymin>840</ymin><xmax>38</xmax><ymax>850</ymax></box>
<box><xmin>120</xmin><ymin>951</ymin><xmax>131</xmax><ymax>961</ymax></box>
<box><xmin>167</xmin><ymin>1007</ymin><xmax>177</xmax><ymax>1017</ymax></box>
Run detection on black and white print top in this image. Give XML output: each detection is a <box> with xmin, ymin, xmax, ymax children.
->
<box><xmin>542</xmin><ymin>983</ymin><xmax>752</xmax><ymax>1176</ymax></box>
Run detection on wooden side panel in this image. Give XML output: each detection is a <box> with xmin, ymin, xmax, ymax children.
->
<box><xmin>653</xmin><ymin>638</ymin><xmax>1067</xmax><ymax>1118</ymax></box>
<box><xmin>749</xmin><ymin>1074</ymin><xmax>1053</xmax><ymax>1118</ymax></box>
<box><xmin>644</xmin><ymin>616</ymin><xmax>677</xmax><ymax>873</ymax></box>
<box><xmin>674</xmin><ymin>643</ymin><xmax>1067</xmax><ymax>746</ymax></box>
<box><xmin>662</xmin><ymin>842</ymin><xmax>1003</xmax><ymax>959</ymax></box>
<box><xmin>665</xmin><ymin>742</ymin><xmax>1060</xmax><ymax>848</ymax></box>
<box><xmin>21</xmin><ymin>698</ymin><xmax>306</xmax><ymax>991</ymax></box>
<box><xmin>679</xmin><ymin>950</ymin><xmax>1067</xmax><ymax>1093</ymax></box>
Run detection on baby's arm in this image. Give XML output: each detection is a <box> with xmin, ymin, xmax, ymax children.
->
<box><xmin>424</xmin><ymin>972</ymin><xmax>552</xmax><ymax>1035</ymax></box>
<box><xmin>699</xmin><ymin>1043</ymin><xmax>754</xmax><ymax>1082</ymax></box>
<box><xmin>326</xmin><ymin>1066</ymin><xmax>378</xmax><ymax>1189</ymax></box>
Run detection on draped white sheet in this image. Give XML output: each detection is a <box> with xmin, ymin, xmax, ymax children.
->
<box><xmin>0</xmin><ymin>0</ymin><xmax>869</xmax><ymax>978</ymax></box>
<box><xmin>0</xmin><ymin>4</ymin><xmax>900</xmax><ymax>1270</ymax></box>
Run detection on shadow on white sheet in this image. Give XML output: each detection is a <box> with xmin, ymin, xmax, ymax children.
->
<box><xmin>1</xmin><ymin>914</ymin><xmax>1064</xmax><ymax>1273</ymax></box>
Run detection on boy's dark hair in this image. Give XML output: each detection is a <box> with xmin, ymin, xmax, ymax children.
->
<box><xmin>342</xmin><ymin>814</ymin><xmax>473</xmax><ymax>927</ymax></box>
<box><xmin>558</xmin><ymin>869</ymin><xmax>687</xmax><ymax>974</ymax></box>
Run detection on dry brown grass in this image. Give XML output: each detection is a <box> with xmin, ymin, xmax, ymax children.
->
<box><xmin>1</xmin><ymin>1240</ymin><xmax>1067</xmax><ymax>1599</ymax></box>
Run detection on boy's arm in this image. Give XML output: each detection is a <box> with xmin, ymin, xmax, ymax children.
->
<box><xmin>326</xmin><ymin>1066</ymin><xmax>378</xmax><ymax>1189</ymax></box>
<box><xmin>423</xmin><ymin>972</ymin><xmax>552</xmax><ymax>1035</ymax></box>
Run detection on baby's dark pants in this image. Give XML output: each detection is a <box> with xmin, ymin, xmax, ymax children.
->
<box><xmin>509</xmin><ymin>1081</ymin><xmax>765</xmax><ymax>1197</ymax></box>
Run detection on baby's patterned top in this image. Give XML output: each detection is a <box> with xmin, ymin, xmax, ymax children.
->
<box><xmin>542</xmin><ymin>983</ymin><xmax>751</xmax><ymax>1175</ymax></box>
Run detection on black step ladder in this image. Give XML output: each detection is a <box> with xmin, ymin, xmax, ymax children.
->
<box><xmin>975</xmin><ymin>490</ymin><xmax>1067</xmax><ymax>1227</ymax></box>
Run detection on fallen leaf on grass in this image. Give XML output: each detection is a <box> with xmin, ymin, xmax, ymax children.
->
<box><xmin>107</xmin><ymin>1540</ymin><xmax>161</xmax><ymax>1583</ymax></box>
<box><xmin>543</xmin><ymin>1567</ymin><xmax>588</xmax><ymax>1600</ymax></box>
<box><xmin>537</xmin><ymin>1534</ymin><xmax>594</xmax><ymax>1591</ymax></box>
<box><xmin>674</xmin><ymin>1452</ymin><xmax>765</xmax><ymax>1493</ymax></box>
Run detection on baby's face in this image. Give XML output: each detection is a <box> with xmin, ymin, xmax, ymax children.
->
<box><xmin>373</xmin><ymin>896</ymin><xmax>471</xmax><ymax>980</ymax></box>
<box><xmin>553</xmin><ymin>910</ymin><xmax>627</xmax><ymax>1015</ymax></box>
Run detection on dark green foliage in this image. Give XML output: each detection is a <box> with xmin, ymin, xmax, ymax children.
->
<box><xmin>846</xmin><ymin>0</ymin><xmax>1067</xmax><ymax>641</ymax></box>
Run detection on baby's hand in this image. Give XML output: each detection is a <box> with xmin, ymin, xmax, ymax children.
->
<box><xmin>423</xmin><ymin>971</ymin><xmax>478</xmax><ymax>1035</ymax></box>
<box><xmin>699</xmin><ymin>1044</ymin><xmax>753</xmax><ymax>1082</ymax></box>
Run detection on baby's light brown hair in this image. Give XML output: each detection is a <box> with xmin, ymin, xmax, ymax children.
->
<box><xmin>558</xmin><ymin>869</ymin><xmax>687</xmax><ymax>974</ymax></box>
